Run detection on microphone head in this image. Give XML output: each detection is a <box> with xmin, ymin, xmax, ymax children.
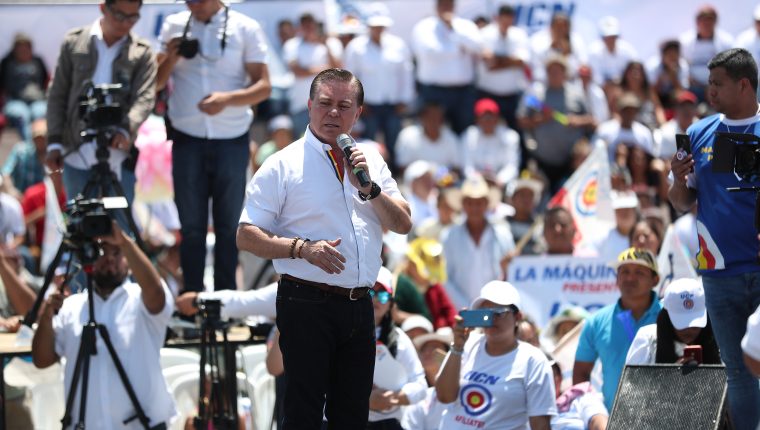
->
<box><xmin>336</xmin><ymin>133</ymin><xmax>353</xmax><ymax>150</ymax></box>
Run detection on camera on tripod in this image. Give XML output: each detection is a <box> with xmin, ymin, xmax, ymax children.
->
<box><xmin>713</xmin><ymin>132</ymin><xmax>760</xmax><ymax>181</ymax></box>
<box><xmin>63</xmin><ymin>196</ymin><xmax>128</xmax><ymax>258</ymax></box>
<box><xmin>79</xmin><ymin>83</ymin><xmax>124</xmax><ymax>130</ymax></box>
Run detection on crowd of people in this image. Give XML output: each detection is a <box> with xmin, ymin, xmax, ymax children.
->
<box><xmin>1</xmin><ymin>0</ymin><xmax>760</xmax><ymax>428</ymax></box>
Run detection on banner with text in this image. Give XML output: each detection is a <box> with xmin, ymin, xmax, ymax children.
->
<box><xmin>508</xmin><ymin>255</ymin><xmax>620</xmax><ymax>328</ymax></box>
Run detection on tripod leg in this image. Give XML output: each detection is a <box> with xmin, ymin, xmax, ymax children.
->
<box><xmin>61</xmin><ymin>326</ymin><xmax>89</xmax><ymax>429</ymax></box>
<box><xmin>23</xmin><ymin>244</ymin><xmax>68</xmax><ymax>326</ymax></box>
<box><xmin>97</xmin><ymin>325</ymin><xmax>154</xmax><ymax>430</ymax></box>
<box><xmin>223</xmin><ymin>329</ymin><xmax>238</xmax><ymax>429</ymax></box>
<box><xmin>109</xmin><ymin>174</ymin><xmax>149</xmax><ymax>252</ymax></box>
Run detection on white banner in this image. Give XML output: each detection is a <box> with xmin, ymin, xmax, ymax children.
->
<box><xmin>0</xmin><ymin>0</ymin><xmax>755</xmax><ymax>79</ymax></box>
<box><xmin>507</xmin><ymin>255</ymin><xmax>620</xmax><ymax>329</ymax></box>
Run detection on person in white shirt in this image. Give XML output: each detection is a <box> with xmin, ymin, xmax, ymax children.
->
<box><xmin>550</xmin><ymin>360</ymin><xmax>608</xmax><ymax>430</ymax></box>
<box><xmin>282</xmin><ymin>13</ymin><xmax>343</xmax><ymax>135</ymax></box>
<box><xmin>436</xmin><ymin>281</ymin><xmax>557</xmax><ymax>429</ymax></box>
<box><xmin>678</xmin><ymin>5</ymin><xmax>734</xmax><ymax>102</ymax></box>
<box><xmin>736</xmin><ymin>6</ymin><xmax>760</xmax><ymax>99</ymax></box>
<box><xmin>477</xmin><ymin>5</ymin><xmax>530</xmax><ymax>134</ymax></box>
<box><xmin>412</xmin><ymin>0</ymin><xmax>482</xmax><ymax>134</ymax></box>
<box><xmin>344</xmin><ymin>2</ymin><xmax>414</xmax><ymax>171</ymax></box>
<box><xmin>577</xmin><ymin>65</ymin><xmax>610</xmax><ymax>124</ymax></box>
<box><xmin>743</xmin><ymin>292</ymin><xmax>760</xmax><ymax>376</ymax></box>
<box><xmin>402</xmin><ymin>328</ymin><xmax>453</xmax><ymax>430</ymax></box>
<box><xmin>595</xmin><ymin>92</ymin><xmax>655</xmax><ymax>162</ymax></box>
<box><xmin>646</xmin><ymin>40</ymin><xmax>690</xmax><ymax>111</ymax></box>
<box><xmin>395</xmin><ymin>103</ymin><xmax>462</xmax><ymax>171</ymax></box>
<box><xmin>530</xmin><ymin>11</ymin><xmax>587</xmax><ymax>83</ymax></box>
<box><xmin>32</xmin><ymin>222</ymin><xmax>176</xmax><ymax>428</ymax></box>
<box><xmin>403</xmin><ymin>160</ymin><xmax>439</xmax><ymax>229</ymax></box>
<box><xmin>157</xmin><ymin>0</ymin><xmax>270</xmax><ymax>295</ymax></box>
<box><xmin>442</xmin><ymin>176</ymin><xmax>515</xmax><ymax>308</ymax></box>
<box><xmin>462</xmin><ymin>98</ymin><xmax>521</xmax><ymax>187</ymax></box>
<box><xmin>626</xmin><ymin>278</ymin><xmax>720</xmax><ymax>366</ymax></box>
<box><xmin>587</xmin><ymin>190</ymin><xmax>639</xmax><ymax>259</ymax></box>
<box><xmin>588</xmin><ymin>16</ymin><xmax>638</xmax><ymax>86</ymax></box>
<box><xmin>653</xmin><ymin>90</ymin><xmax>698</xmax><ymax>159</ymax></box>
<box><xmin>368</xmin><ymin>267</ymin><xmax>427</xmax><ymax>429</ymax></box>
<box><xmin>236</xmin><ymin>68</ymin><xmax>411</xmax><ymax>429</ymax></box>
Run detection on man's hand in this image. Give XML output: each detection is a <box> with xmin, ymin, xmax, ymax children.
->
<box><xmin>670</xmin><ymin>150</ymin><xmax>695</xmax><ymax>186</ymax></box>
<box><xmin>301</xmin><ymin>238</ymin><xmax>346</xmax><ymax>274</ymax></box>
<box><xmin>46</xmin><ymin>149</ymin><xmax>63</xmax><ymax>172</ymax></box>
<box><xmin>198</xmin><ymin>92</ymin><xmax>230</xmax><ymax>116</ymax></box>
<box><xmin>163</xmin><ymin>37</ymin><xmax>183</xmax><ymax>63</ymax></box>
<box><xmin>110</xmin><ymin>131</ymin><xmax>130</xmax><ymax>151</ymax></box>
<box><xmin>343</xmin><ymin>147</ymin><xmax>373</xmax><ymax>195</ymax></box>
<box><xmin>369</xmin><ymin>386</ymin><xmax>399</xmax><ymax>411</ymax></box>
<box><xmin>96</xmin><ymin>221</ymin><xmax>127</xmax><ymax>248</ymax></box>
<box><xmin>176</xmin><ymin>292</ymin><xmax>199</xmax><ymax>316</ymax></box>
<box><xmin>40</xmin><ymin>292</ymin><xmax>65</xmax><ymax>322</ymax></box>
<box><xmin>0</xmin><ymin>316</ymin><xmax>21</xmax><ymax>333</ymax></box>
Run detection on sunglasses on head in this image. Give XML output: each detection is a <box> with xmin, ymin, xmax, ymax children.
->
<box><xmin>106</xmin><ymin>4</ymin><xmax>140</xmax><ymax>24</ymax></box>
<box><xmin>369</xmin><ymin>289</ymin><xmax>391</xmax><ymax>304</ymax></box>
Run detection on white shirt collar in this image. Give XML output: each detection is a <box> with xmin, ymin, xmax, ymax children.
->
<box><xmin>304</xmin><ymin>126</ymin><xmax>335</xmax><ymax>153</ymax></box>
<box><xmin>89</xmin><ymin>19</ymin><xmax>127</xmax><ymax>48</ymax></box>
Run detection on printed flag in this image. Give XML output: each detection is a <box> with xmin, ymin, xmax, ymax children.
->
<box><xmin>40</xmin><ymin>176</ymin><xmax>65</xmax><ymax>273</ymax></box>
<box><xmin>547</xmin><ymin>145</ymin><xmax>615</xmax><ymax>246</ymax></box>
<box><xmin>656</xmin><ymin>225</ymin><xmax>699</xmax><ymax>297</ymax></box>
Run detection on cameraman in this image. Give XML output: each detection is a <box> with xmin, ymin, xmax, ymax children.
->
<box><xmin>156</xmin><ymin>0</ymin><xmax>271</xmax><ymax>293</ymax></box>
<box><xmin>45</xmin><ymin>0</ymin><xmax>156</xmax><ymax>204</ymax></box>
<box><xmin>31</xmin><ymin>221</ymin><xmax>176</xmax><ymax>428</ymax></box>
<box><xmin>669</xmin><ymin>47</ymin><xmax>760</xmax><ymax>429</ymax></box>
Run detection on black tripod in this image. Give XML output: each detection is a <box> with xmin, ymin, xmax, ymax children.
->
<box><xmin>60</xmin><ymin>243</ymin><xmax>162</xmax><ymax>429</ymax></box>
<box><xmin>24</xmin><ymin>128</ymin><xmax>146</xmax><ymax>326</ymax></box>
<box><xmin>194</xmin><ymin>300</ymin><xmax>239</xmax><ymax>430</ymax></box>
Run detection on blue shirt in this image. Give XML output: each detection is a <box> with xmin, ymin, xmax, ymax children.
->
<box><xmin>1</xmin><ymin>142</ymin><xmax>44</xmax><ymax>193</ymax></box>
<box><xmin>687</xmin><ymin>113</ymin><xmax>760</xmax><ymax>276</ymax></box>
<box><xmin>575</xmin><ymin>292</ymin><xmax>662</xmax><ymax>411</ymax></box>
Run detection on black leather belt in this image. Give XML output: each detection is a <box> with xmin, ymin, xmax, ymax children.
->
<box><xmin>280</xmin><ymin>274</ymin><xmax>371</xmax><ymax>301</ymax></box>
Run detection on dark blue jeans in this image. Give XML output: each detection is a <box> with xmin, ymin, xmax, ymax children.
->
<box><xmin>171</xmin><ymin>129</ymin><xmax>249</xmax><ymax>292</ymax></box>
<box><xmin>362</xmin><ymin>103</ymin><xmax>402</xmax><ymax>170</ymax></box>
<box><xmin>702</xmin><ymin>273</ymin><xmax>760</xmax><ymax>430</ymax></box>
<box><xmin>418</xmin><ymin>84</ymin><xmax>476</xmax><ymax>135</ymax></box>
<box><xmin>276</xmin><ymin>278</ymin><xmax>375</xmax><ymax>430</ymax></box>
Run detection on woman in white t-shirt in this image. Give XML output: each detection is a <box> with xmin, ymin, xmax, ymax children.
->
<box><xmin>368</xmin><ymin>267</ymin><xmax>428</xmax><ymax>429</ymax></box>
<box><xmin>435</xmin><ymin>281</ymin><xmax>557</xmax><ymax>429</ymax></box>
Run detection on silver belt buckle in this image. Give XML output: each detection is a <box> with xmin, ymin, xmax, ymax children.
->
<box><xmin>349</xmin><ymin>287</ymin><xmax>364</xmax><ymax>301</ymax></box>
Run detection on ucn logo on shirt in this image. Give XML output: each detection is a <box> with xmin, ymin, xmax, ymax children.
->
<box><xmin>459</xmin><ymin>383</ymin><xmax>493</xmax><ymax>416</ymax></box>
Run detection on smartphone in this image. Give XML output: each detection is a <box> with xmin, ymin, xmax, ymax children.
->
<box><xmin>676</xmin><ymin>133</ymin><xmax>691</xmax><ymax>158</ymax></box>
<box><xmin>683</xmin><ymin>345</ymin><xmax>703</xmax><ymax>365</ymax></box>
<box><xmin>460</xmin><ymin>309</ymin><xmax>495</xmax><ymax>328</ymax></box>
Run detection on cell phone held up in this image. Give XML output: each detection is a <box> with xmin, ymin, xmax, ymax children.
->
<box><xmin>683</xmin><ymin>345</ymin><xmax>703</xmax><ymax>365</ymax></box>
<box><xmin>459</xmin><ymin>309</ymin><xmax>495</xmax><ymax>328</ymax></box>
<box><xmin>675</xmin><ymin>133</ymin><xmax>692</xmax><ymax>159</ymax></box>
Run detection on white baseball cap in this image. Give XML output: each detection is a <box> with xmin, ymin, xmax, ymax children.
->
<box><xmin>663</xmin><ymin>278</ymin><xmax>707</xmax><ymax>330</ymax></box>
<box><xmin>401</xmin><ymin>315</ymin><xmax>434</xmax><ymax>334</ymax></box>
<box><xmin>375</xmin><ymin>266</ymin><xmax>394</xmax><ymax>295</ymax></box>
<box><xmin>599</xmin><ymin>16</ymin><xmax>620</xmax><ymax>37</ymax></box>
<box><xmin>471</xmin><ymin>281</ymin><xmax>521</xmax><ymax>310</ymax></box>
<box><xmin>365</xmin><ymin>2</ymin><xmax>394</xmax><ymax>27</ymax></box>
<box><xmin>611</xmin><ymin>190</ymin><xmax>639</xmax><ymax>209</ymax></box>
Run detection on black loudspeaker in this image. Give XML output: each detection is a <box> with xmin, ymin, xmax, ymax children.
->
<box><xmin>608</xmin><ymin>364</ymin><xmax>730</xmax><ymax>430</ymax></box>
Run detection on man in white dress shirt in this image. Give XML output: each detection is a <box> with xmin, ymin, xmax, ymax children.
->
<box><xmin>412</xmin><ymin>0</ymin><xmax>481</xmax><ymax>134</ymax></box>
<box><xmin>477</xmin><ymin>5</ymin><xmax>530</xmax><ymax>135</ymax></box>
<box><xmin>236</xmin><ymin>69</ymin><xmax>411</xmax><ymax>429</ymax></box>
<box><xmin>588</xmin><ymin>16</ymin><xmax>638</xmax><ymax>86</ymax></box>
<box><xmin>32</xmin><ymin>223</ymin><xmax>175</xmax><ymax>429</ymax></box>
<box><xmin>157</xmin><ymin>0</ymin><xmax>271</xmax><ymax>294</ymax></box>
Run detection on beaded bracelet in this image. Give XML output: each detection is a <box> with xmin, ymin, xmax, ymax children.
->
<box><xmin>289</xmin><ymin>237</ymin><xmax>300</xmax><ymax>259</ymax></box>
<box><xmin>297</xmin><ymin>239</ymin><xmax>309</xmax><ymax>259</ymax></box>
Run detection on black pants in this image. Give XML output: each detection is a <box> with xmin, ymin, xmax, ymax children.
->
<box><xmin>276</xmin><ymin>278</ymin><xmax>375</xmax><ymax>430</ymax></box>
<box><xmin>367</xmin><ymin>419</ymin><xmax>404</xmax><ymax>430</ymax></box>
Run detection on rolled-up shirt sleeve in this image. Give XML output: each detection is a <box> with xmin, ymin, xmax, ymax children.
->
<box><xmin>239</xmin><ymin>157</ymin><xmax>283</xmax><ymax>230</ymax></box>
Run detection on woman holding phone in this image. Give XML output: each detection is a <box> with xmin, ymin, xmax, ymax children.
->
<box><xmin>435</xmin><ymin>281</ymin><xmax>556</xmax><ymax>429</ymax></box>
<box><xmin>626</xmin><ymin>278</ymin><xmax>720</xmax><ymax>365</ymax></box>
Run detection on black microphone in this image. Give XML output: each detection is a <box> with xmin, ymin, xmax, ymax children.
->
<box><xmin>336</xmin><ymin>133</ymin><xmax>371</xmax><ymax>188</ymax></box>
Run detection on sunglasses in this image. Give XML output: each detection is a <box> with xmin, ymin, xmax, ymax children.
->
<box><xmin>106</xmin><ymin>4</ymin><xmax>140</xmax><ymax>24</ymax></box>
<box><xmin>369</xmin><ymin>289</ymin><xmax>391</xmax><ymax>305</ymax></box>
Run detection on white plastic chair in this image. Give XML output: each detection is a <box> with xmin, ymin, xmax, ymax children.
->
<box><xmin>239</xmin><ymin>344</ymin><xmax>267</xmax><ymax>376</ymax></box>
<box><xmin>160</xmin><ymin>348</ymin><xmax>200</xmax><ymax>369</ymax></box>
<box><xmin>5</xmin><ymin>358</ymin><xmax>65</xmax><ymax>430</ymax></box>
<box><xmin>162</xmin><ymin>364</ymin><xmax>200</xmax><ymax>389</ymax></box>
<box><xmin>169</xmin><ymin>372</ymin><xmax>199</xmax><ymax>430</ymax></box>
<box><xmin>247</xmin><ymin>365</ymin><xmax>276</xmax><ymax>430</ymax></box>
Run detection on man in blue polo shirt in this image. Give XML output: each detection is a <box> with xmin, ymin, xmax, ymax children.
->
<box><xmin>572</xmin><ymin>248</ymin><xmax>662</xmax><ymax>411</ymax></box>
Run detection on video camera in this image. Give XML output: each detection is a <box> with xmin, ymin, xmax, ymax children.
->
<box><xmin>713</xmin><ymin>132</ymin><xmax>760</xmax><ymax>181</ymax></box>
<box><xmin>79</xmin><ymin>83</ymin><xmax>124</xmax><ymax>130</ymax></box>
<box><xmin>197</xmin><ymin>299</ymin><xmax>226</xmax><ymax>330</ymax></box>
<box><xmin>63</xmin><ymin>196</ymin><xmax>128</xmax><ymax>258</ymax></box>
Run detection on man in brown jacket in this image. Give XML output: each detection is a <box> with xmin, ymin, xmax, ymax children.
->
<box><xmin>45</xmin><ymin>0</ymin><xmax>156</xmax><ymax>204</ymax></box>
